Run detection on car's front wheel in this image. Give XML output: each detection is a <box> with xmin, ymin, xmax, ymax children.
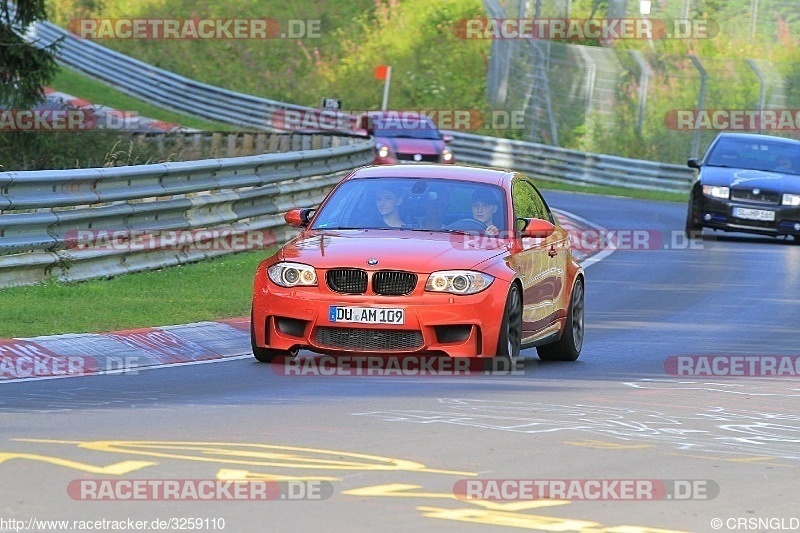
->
<box><xmin>685</xmin><ymin>206</ymin><xmax>702</xmax><ymax>238</ymax></box>
<box><xmin>488</xmin><ymin>283</ymin><xmax>522</xmax><ymax>371</ymax></box>
<box><xmin>537</xmin><ymin>277</ymin><xmax>584</xmax><ymax>362</ymax></box>
<box><xmin>250</xmin><ymin>312</ymin><xmax>298</xmax><ymax>363</ymax></box>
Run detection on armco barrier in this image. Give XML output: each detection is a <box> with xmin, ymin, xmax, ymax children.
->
<box><xmin>444</xmin><ymin>132</ymin><xmax>694</xmax><ymax>193</ymax></box>
<box><xmin>27</xmin><ymin>21</ymin><xmax>320</xmax><ymax>131</ymax></box>
<box><xmin>0</xmin><ymin>135</ymin><xmax>375</xmax><ymax>288</ymax></box>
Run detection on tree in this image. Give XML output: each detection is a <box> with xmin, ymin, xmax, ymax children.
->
<box><xmin>0</xmin><ymin>0</ymin><xmax>60</xmax><ymax>108</ymax></box>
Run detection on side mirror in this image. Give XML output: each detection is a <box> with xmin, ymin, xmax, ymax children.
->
<box><xmin>357</xmin><ymin>115</ymin><xmax>375</xmax><ymax>135</ymax></box>
<box><xmin>442</xmin><ymin>134</ymin><xmax>454</xmax><ymax>143</ymax></box>
<box><xmin>519</xmin><ymin>218</ymin><xmax>555</xmax><ymax>238</ymax></box>
<box><xmin>688</xmin><ymin>158</ymin><xmax>701</xmax><ymax>169</ymax></box>
<box><xmin>284</xmin><ymin>208</ymin><xmax>315</xmax><ymax>227</ymax></box>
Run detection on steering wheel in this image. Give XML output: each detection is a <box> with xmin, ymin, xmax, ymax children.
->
<box><xmin>446</xmin><ymin>218</ymin><xmax>488</xmax><ymax>232</ymax></box>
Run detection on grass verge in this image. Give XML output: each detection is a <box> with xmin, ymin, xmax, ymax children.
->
<box><xmin>534</xmin><ymin>178</ymin><xmax>689</xmax><ymax>203</ymax></box>
<box><xmin>0</xmin><ymin>249</ymin><xmax>275</xmax><ymax>338</ymax></box>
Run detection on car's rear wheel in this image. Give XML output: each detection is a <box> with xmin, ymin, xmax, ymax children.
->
<box><xmin>537</xmin><ymin>277</ymin><xmax>584</xmax><ymax>362</ymax></box>
<box><xmin>250</xmin><ymin>311</ymin><xmax>298</xmax><ymax>363</ymax></box>
<box><xmin>488</xmin><ymin>283</ymin><xmax>522</xmax><ymax>371</ymax></box>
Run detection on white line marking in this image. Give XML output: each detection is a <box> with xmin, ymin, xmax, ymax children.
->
<box><xmin>552</xmin><ymin>208</ymin><xmax>615</xmax><ymax>268</ymax></box>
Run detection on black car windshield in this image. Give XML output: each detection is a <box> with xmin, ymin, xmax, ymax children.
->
<box><xmin>370</xmin><ymin>115</ymin><xmax>442</xmax><ymax>140</ymax></box>
<box><xmin>706</xmin><ymin>137</ymin><xmax>800</xmax><ymax>175</ymax></box>
<box><xmin>311</xmin><ymin>178</ymin><xmax>507</xmax><ymax>234</ymax></box>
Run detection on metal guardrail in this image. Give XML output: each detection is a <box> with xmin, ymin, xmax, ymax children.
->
<box><xmin>131</xmin><ymin>130</ymin><xmax>366</xmax><ymax>158</ymax></box>
<box><xmin>445</xmin><ymin>132</ymin><xmax>694</xmax><ymax>193</ymax></box>
<box><xmin>27</xmin><ymin>21</ymin><xmax>321</xmax><ymax>130</ymax></box>
<box><xmin>0</xmin><ymin>136</ymin><xmax>375</xmax><ymax>288</ymax></box>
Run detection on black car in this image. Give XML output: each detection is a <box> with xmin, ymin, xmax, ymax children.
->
<box><xmin>686</xmin><ymin>132</ymin><xmax>800</xmax><ymax>240</ymax></box>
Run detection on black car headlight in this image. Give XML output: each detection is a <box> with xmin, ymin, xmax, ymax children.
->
<box><xmin>782</xmin><ymin>194</ymin><xmax>800</xmax><ymax>206</ymax></box>
<box><xmin>702</xmin><ymin>185</ymin><xmax>730</xmax><ymax>199</ymax></box>
<box><xmin>267</xmin><ymin>262</ymin><xmax>318</xmax><ymax>287</ymax></box>
<box><xmin>425</xmin><ymin>270</ymin><xmax>493</xmax><ymax>295</ymax></box>
<box><xmin>376</xmin><ymin>143</ymin><xmax>391</xmax><ymax>158</ymax></box>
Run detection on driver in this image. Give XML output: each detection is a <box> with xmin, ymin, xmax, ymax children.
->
<box><xmin>471</xmin><ymin>189</ymin><xmax>500</xmax><ymax>236</ymax></box>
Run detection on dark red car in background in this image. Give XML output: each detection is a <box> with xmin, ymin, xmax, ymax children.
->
<box><xmin>357</xmin><ymin>111</ymin><xmax>455</xmax><ymax>165</ymax></box>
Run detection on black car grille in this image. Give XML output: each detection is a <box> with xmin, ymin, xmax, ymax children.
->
<box><xmin>731</xmin><ymin>188</ymin><xmax>781</xmax><ymax>204</ymax></box>
<box><xmin>327</xmin><ymin>269</ymin><xmax>368</xmax><ymax>294</ymax></box>
<box><xmin>326</xmin><ymin>269</ymin><xmax>417</xmax><ymax>295</ymax></box>
<box><xmin>373</xmin><ymin>271</ymin><xmax>417</xmax><ymax>295</ymax></box>
<box><xmin>314</xmin><ymin>327</ymin><xmax>423</xmax><ymax>351</ymax></box>
<box><xmin>396</xmin><ymin>153</ymin><xmax>440</xmax><ymax>163</ymax></box>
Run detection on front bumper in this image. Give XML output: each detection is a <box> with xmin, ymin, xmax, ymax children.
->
<box><xmin>252</xmin><ymin>277</ymin><xmax>509</xmax><ymax>358</ymax></box>
<box><xmin>691</xmin><ymin>195</ymin><xmax>800</xmax><ymax>237</ymax></box>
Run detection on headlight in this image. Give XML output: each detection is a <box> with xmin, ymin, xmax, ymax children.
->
<box><xmin>267</xmin><ymin>262</ymin><xmax>317</xmax><ymax>287</ymax></box>
<box><xmin>782</xmin><ymin>194</ymin><xmax>800</xmax><ymax>206</ymax></box>
<box><xmin>377</xmin><ymin>143</ymin><xmax>390</xmax><ymax>158</ymax></box>
<box><xmin>702</xmin><ymin>185</ymin><xmax>730</xmax><ymax>199</ymax></box>
<box><xmin>425</xmin><ymin>270</ymin><xmax>493</xmax><ymax>295</ymax></box>
<box><xmin>441</xmin><ymin>147</ymin><xmax>454</xmax><ymax>162</ymax></box>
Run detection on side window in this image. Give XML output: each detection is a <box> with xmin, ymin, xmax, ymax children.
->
<box><xmin>512</xmin><ymin>179</ymin><xmax>549</xmax><ymax>226</ymax></box>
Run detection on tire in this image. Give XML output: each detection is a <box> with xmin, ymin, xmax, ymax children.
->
<box><xmin>685</xmin><ymin>205</ymin><xmax>702</xmax><ymax>239</ymax></box>
<box><xmin>250</xmin><ymin>311</ymin><xmax>298</xmax><ymax>363</ymax></box>
<box><xmin>537</xmin><ymin>277</ymin><xmax>584</xmax><ymax>362</ymax></box>
<box><xmin>487</xmin><ymin>283</ymin><xmax>522</xmax><ymax>372</ymax></box>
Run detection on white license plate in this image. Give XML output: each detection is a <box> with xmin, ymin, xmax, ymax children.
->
<box><xmin>733</xmin><ymin>207</ymin><xmax>775</xmax><ymax>221</ymax></box>
<box><xmin>329</xmin><ymin>306</ymin><xmax>405</xmax><ymax>325</ymax></box>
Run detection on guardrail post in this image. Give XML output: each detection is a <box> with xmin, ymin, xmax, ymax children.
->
<box><xmin>688</xmin><ymin>55</ymin><xmax>707</xmax><ymax>158</ymax></box>
<box><xmin>631</xmin><ymin>50</ymin><xmax>650</xmax><ymax>134</ymax></box>
<box><xmin>746</xmin><ymin>59</ymin><xmax>767</xmax><ymax>134</ymax></box>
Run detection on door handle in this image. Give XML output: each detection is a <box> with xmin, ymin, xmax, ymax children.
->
<box><xmin>548</xmin><ymin>245</ymin><xmax>558</xmax><ymax>258</ymax></box>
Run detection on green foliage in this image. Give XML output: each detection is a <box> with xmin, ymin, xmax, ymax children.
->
<box><xmin>0</xmin><ymin>0</ymin><xmax>60</xmax><ymax>107</ymax></box>
<box><xmin>0</xmin><ymin>131</ymin><xmax>167</xmax><ymax>170</ymax></box>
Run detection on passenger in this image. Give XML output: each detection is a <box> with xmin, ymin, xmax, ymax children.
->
<box><xmin>374</xmin><ymin>186</ymin><xmax>406</xmax><ymax>228</ymax></box>
<box><xmin>775</xmin><ymin>156</ymin><xmax>795</xmax><ymax>173</ymax></box>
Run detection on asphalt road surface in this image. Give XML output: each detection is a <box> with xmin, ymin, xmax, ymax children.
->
<box><xmin>2</xmin><ymin>191</ymin><xmax>799</xmax><ymax>533</ymax></box>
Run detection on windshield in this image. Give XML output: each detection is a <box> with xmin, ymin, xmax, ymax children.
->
<box><xmin>311</xmin><ymin>177</ymin><xmax>507</xmax><ymax>234</ymax></box>
<box><xmin>706</xmin><ymin>137</ymin><xmax>800</xmax><ymax>174</ymax></box>
<box><xmin>370</xmin><ymin>116</ymin><xmax>442</xmax><ymax>140</ymax></box>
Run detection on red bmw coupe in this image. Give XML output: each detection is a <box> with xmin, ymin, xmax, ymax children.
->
<box><xmin>251</xmin><ymin>165</ymin><xmax>584</xmax><ymax>366</ymax></box>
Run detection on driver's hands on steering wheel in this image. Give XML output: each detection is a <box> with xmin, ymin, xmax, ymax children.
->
<box><xmin>485</xmin><ymin>224</ymin><xmax>499</xmax><ymax>236</ymax></box>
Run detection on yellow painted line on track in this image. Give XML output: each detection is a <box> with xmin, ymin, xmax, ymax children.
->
<box><xmin>0</xmin><ymin>452</ymin><xmax>155</xmax><ymax>475</ymax></box>
<box><xmin>14</xmin><ymin>439</ymin><xmax>475</xmax><ymax>475</ymax></box>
